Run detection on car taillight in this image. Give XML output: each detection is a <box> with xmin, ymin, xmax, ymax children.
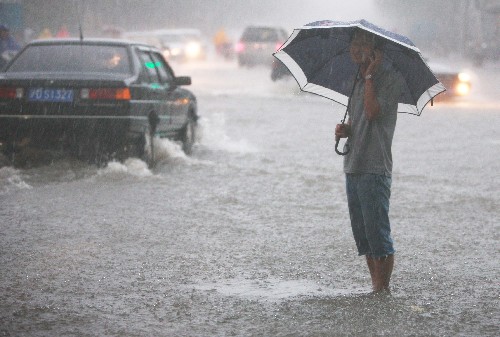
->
<box><xmin>0</xmin><ymin>87</ymin><xmax>23</xmax><ymax>99</ymax></box>
<box><xmin>235</xmin><ymin>41</ymin><xmax>245</xmax><ymax>53</ymax></box>
<box><xmin>81</xmin><ymin>88</ymin><xmax>131</xmax><ymax>100</ymax></box>
<box><xmin>275</xmin><ymin>41</ymin><xmax>284</xmax><ymax>51</ymax></box>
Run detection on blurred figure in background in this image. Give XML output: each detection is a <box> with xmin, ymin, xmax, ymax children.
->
<box><xmin>23</xmin><ymin>28</ymin><xmax>35</xmax><ymax>44</ymax></box>
<box><xmin>101</xmin><ymin>25</ymin><xmax>123</xmax><ymax>39</ymax></box>
<box><xmin>55</xmin><ymin>25</ymin><xmax>70</xmax><ymax>38</ymax></box>
<box><xmin>37</xmin><ymin>28</ymin><xmax>53</xmax><ymax>39</ymax></box>
<box><xmin>0</xmin><ymin>24</ymin><xmax>21</xmax><ymax>69</ymax></box>
<box><xmin>213</xmin><ymin>27</ymin><xmax>233</xmax><ymax>60</ymax></box>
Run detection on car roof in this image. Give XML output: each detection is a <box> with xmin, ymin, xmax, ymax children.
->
<box><xmin>244</xmin><ymin>25</ymin><xmax>286</xmax><ymax>30</ymax></box>
<box><xmin>124</xmin><ymin>29</ymin><xmax>202</xmax><ymax>37</ymax></box>
<box><xmin>153</xmin><ymin>28</ymin><xmax>202</xmax><ymax>35</ymax></box>
<box><xmin>27</xmin><ymin>38</ymin><xmax>158</xmax><ymax>50</ymax></box>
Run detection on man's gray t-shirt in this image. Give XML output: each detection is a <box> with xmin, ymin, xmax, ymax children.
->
<box><xmin>343</xmin><ymin>66</ymin><xmax>403</xmax><ymax>177</ymax></box>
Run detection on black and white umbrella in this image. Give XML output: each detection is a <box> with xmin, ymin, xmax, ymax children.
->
<box><xmin>274</xmin><ymin>19</ymin><xmax>445</xmax><ymax>116</ymax></box>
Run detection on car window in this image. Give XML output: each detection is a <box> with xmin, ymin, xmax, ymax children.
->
<box><xmin>138</xmin><ymin>50</ymin><xmax>160</xmax><ymax>85</ymax></box>
<box><xmin>149</xmin><ymin>52</ymin><xmax>174</xmax><ymax>83</ymax></box>
<box><xmin>7</xmin><ymin>44</ymin><xmax>132</xmax><ymax>74</ymax></box>
<box><xmin>242</xmin><ymin>28</ymin><xmax>280</xmax><ymax>42</ymax></box>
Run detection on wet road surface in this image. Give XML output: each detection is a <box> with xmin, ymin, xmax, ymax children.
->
<box><xmin>1</xmin><ymin>60</ymin><xmax>499</xmax><ymax>336</ymax></box>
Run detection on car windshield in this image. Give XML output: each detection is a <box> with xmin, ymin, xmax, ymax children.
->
<box><xmin>242</xmin><ymin>28</ymin><xmax>280</xmax><ymax>42</ymax></box>
<box><xmin>7</xmin><ymin>44</ymin><xmax>132</xmax><ymax>74</ymax></box>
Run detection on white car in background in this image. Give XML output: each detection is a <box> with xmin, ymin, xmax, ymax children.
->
<box><xmin>155</xmin><ymin>29</ymin><xmax>207</xmax><ymax>62</ymax></box>
<box><xmin>123</xmin><ymin>29</ymin><xmax>207</xmax><ymax>62</ymax></box>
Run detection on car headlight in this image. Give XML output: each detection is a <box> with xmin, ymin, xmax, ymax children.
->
<box><xmin>185</xmin><ymin>42</ymin><xmax>202</xmax><ymax>59</ymax></box>
<box><xmin>455</xmin><ymin>82</ymin><xmax>470</xmax><ymax>96</ymax></box>
<box><xmin>170</xmin><ymin>47</ymin><xmax>182</xmax><ymax>56</ymax></box>
<box><xmin>458</xmin><ymin>72</ymin><xmax>471</xmax><ymax>82</ymax></box>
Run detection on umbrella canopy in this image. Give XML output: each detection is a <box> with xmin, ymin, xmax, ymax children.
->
<box><xmin>273</xmin><ymin>19</ymin><xmax>445</xmax><ymax>115</ymax></box>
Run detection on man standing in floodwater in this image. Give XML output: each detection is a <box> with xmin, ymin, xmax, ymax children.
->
<box><xmin>335</xmin><ymin>30</ymin><xmax>403</xmax><ymax>292</ymax></box>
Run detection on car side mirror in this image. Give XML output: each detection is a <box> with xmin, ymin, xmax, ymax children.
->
<box><xmin>174</xmin><ymin>76</ymin><xmax>191</xmax><ymax>86</ymax></box>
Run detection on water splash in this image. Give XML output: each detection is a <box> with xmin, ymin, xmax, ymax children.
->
<box><xmin>0</xmin><ymin>166</ymin><xmax>32</xmax><ymax>193</ymax></box>
<box><xmin>97</xmin><ymin>158</ymin><xmax>152</xmax><ymax>178</ymax></box>
<box><xmin>198</xmin><ymin>113</ymin><xmax>258</xmax><ymax>154</ymax></box>
<box><xmin>153</xmin><ymin>138</ymin><xmax>188</xmax><ymax>163</ymax></box>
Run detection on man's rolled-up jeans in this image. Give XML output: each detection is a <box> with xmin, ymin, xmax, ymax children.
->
<box><xmin>346</xmin><ymin>173</ymin><xmax>395</xmax><ymax>258</ymax></box>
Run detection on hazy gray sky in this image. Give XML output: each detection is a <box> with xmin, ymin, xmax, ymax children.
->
<box><xmin>188</xmin><ymin>0</ymin><xmax>392</xmax><ymax>39</ymax></box>
<box><xmin>278</xmin><ymin>0</ymin><xmax>382</xmax><ymax>26</ymax></box>
<box><xmin>217</xmin><ymin>0</ymin><xmax>384</xmax><ymax>31</ymax></box>
<box><xmin>21</xmin><ymin>0</ymin><xmax>395</xmax><ymax>40</ymax></box>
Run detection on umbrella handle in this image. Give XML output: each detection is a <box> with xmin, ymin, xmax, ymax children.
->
<box><xmin>335</xmin><ymin>137</ymin><xmax>349</xmax><ymax>156</ymax></box>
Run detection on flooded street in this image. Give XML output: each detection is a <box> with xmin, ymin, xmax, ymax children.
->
<box><xmin>1</xmin><ymin>60</ymin><xmax>499</xmax><ymax>336</ymax></box>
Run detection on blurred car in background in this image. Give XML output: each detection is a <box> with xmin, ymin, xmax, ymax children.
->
<box><xmin>0</xmin><ymin>38</ymin><xmax>198</xmax><ymax>166</ymax></box>
<box><xmin>236</xmin><ymin>25</ymin><xmax>288</xmax><ymax>67</ymax></box>
<box><xmin>271</xmin><ymin>60</ymin><xmax>292</xmax><ymax>81</ymax></box>
<box><xmin>100</xmin><ymin>25</ymin><xmax>125</xmax><ymax>39</ymax></box>
<box><xmin>155</xmin><ymin>29</ymin><xmax>207</xmax><ymax>62</ymax></box>
<box><xmin>124</xmin><ymin>29</ymin><xmax>208</xmax><ymax>62</ymax></box>
<box><xmin>123</xmin><ymin>30</ymin><xmax>164</xmax><ymax>52</ymax></box>
<box><xmin>428</xmin><ymin>61</ymin><xmax>472</xmax><ymax>100</ymax></box>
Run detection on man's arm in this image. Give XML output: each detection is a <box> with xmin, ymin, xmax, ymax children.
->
<box><xmin>364</xmin><ymin>79</ymin><xmax>380</xmax><ymax>120</ymax></box>
<box><xmin>363</xmin><ymin>49</ymin><xmax>383</xmax><ymax>121</ymax></box>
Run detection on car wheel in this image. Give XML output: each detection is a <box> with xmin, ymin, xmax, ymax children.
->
<box><xmin>142</xmin><ymin>126</ymin><xmax>156</xmax><ymax>167</ymax></box>
<box><xmin>180</xmin><ymin>114</ymin><xmax>196</xmax><ymax>155</ymax></box>
<box><xmin>142</xmin><ymin>112</ymin><xmax>160</xmax><ymax>167</ymax></box>
<box><xmin>271</xmin><ymin>67</ymin><xmax>280</xmax><ymax>81</ymax></box>
<box><xmin>128</xmin><ymin>125</ymin><xmax>155</xmax><ymax>168</ymax></box>
<box><xmin>238</xmin><ymin>57</ymin><xmax>247</xmax><ymax>67</ymax></box>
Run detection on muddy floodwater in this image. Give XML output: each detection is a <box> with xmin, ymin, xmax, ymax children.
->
<box><xmin>1</xmin><ymin>61</ymin><xmax>499</xmax><ymax>336</ymax></box>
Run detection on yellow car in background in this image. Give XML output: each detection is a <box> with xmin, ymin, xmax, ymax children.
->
<box><xmin>428</xmin><ymin>61</ymin><xmax>472</xmax><ymax>99</ymax></box>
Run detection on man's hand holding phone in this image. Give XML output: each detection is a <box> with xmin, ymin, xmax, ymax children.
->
<box><xmin>366</xmin><ymin>49</ymin><xmax>383</xmax><ymax>77</ymax></box>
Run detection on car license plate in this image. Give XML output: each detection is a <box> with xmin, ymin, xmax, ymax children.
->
<box><xmin>28</xmin><ymin>88</ymin><xmax>74</xmax><ymax>102</ymax></box>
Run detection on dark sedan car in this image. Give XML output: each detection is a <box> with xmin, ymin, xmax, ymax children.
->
<box><xmin>0</xmin><ymin>38</ymin><xmax>198</xmax><ymax>166</ymax></box>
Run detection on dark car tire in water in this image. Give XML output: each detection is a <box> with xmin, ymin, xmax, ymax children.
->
<box><xmin>127</xmin><ymin>125</ymin><xmax>154</xmax><ymax>168</ymax></box>
<box><xmin>142</xmin><ymin>126</ymin><xmax>155</xmax><ymax>168</ymax></box>
<box><xmin>180</xmin><ymin>114</ymin><xmax>196</xmax><ymax>155</ymax></box>
<box><xmin>271</xmin><ymin>67</ymin><xmax>280</xmax><ymax>81</ymax></box>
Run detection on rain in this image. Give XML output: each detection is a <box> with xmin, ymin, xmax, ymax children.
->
<box><xmin>1</xmin><ymin>1</ymin><xmax>499</xmax><ymax>336</ymax></box>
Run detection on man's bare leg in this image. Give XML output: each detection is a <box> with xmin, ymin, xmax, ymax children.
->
<box><xmin>365</xmin><ymin>255</ymin><xmax>376</xmax><ymax>289</ymax></box>
<box><xmin>366</xmin><ymin>255</ymin><xmax>394</xmax><ymax>292</ymax></box>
